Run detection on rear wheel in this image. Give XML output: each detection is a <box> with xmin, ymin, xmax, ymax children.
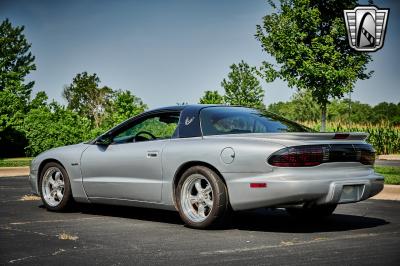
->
<box><xmin>39</xmin><ymin>162</ymin><xmax>73</xmax><ymax>211</ymax></box>
<box><xmin>176</xmin><ymin>166</ymin><xmax>230</xmax><ymax>229</ymax></box>
<box><xmin>286</xmin><ymin>204</ymin><xmax>337</xmax><ymax>219</ymax></box>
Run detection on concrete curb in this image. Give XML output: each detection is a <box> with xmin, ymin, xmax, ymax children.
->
<box><xmin>372</xmin><ymin>185</ymin><xmax>400</xmax><ymax>201</ymax></box>
<box><xmin>0</xmin><ymin>167</ymin><xmax>29</xmax><ymax>177</ymax></box>
<box><xmin>378</xmin><ymin>155</ymin><xmax>400</xmax><ymax>161</ymax></box>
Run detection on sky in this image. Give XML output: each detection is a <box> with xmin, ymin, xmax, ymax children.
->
<box><xmin>1</xmin><ymin>0</ymin><xmax>399</xmax><ymax>109</ymax></box>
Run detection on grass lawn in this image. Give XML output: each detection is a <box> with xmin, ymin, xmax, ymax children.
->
<box><xmin>375</xmin><ymin>166</ymin><xmax>400</xmax><ymax>185</ymax></box>
<box><xmin>0</xmin><ymin>158</ymin><xmax>32</xmax><ymax>167</ymax></box>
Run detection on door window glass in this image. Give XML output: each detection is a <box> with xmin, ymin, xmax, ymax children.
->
<box><xmin>113</xmin><ymin>113</ymin><xmax>180</xmax><ymax>143</ymax></box>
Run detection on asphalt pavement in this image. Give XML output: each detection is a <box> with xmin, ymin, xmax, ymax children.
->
<box><xmin>0</xmin><ymin>176</ymin><xmax>399</xmax><ymax>265</ymax></box>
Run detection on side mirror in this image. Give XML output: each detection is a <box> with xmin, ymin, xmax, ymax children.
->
<box><xmin>95</xmin><ymin>134</ymin><xmax>113</xmax><ymax>146</ymax></box>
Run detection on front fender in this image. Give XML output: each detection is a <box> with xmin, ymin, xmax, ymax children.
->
<box><xmin>29</xmin><ymin>143</ymin><xmax>91</xmax><ymax>202</ymax></box>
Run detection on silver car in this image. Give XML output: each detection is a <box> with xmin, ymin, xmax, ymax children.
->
<box><xmin>29</xmin><ymin>105</ymin><xmax>384</xmax><ymax>228</ymax></box>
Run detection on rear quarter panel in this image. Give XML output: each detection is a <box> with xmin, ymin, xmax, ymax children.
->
<box><xmin>162</xmin><ymin>134</ymin><xmax>380</xmax><ymax>210</ymax></box>
<box><xmin>161</xmin><ymin>137</ymin><xmax>286</xmax><ymax>207</ymax></box>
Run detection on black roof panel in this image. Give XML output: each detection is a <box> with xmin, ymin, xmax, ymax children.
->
<box><xmin>145</xmin><ymin>104</ymin><xmax>225</xmax><ymax>114</ymax></box>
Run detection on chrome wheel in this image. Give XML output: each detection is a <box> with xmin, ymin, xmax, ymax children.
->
<box><xmin>180</xmin><ymin>174</ymin><xmax>214</xmax><ymax>223</ymax></box>
<box><xmin>41</xmin><ymin>167</ymin><xmax>65</xmax><ymax>207</ymax></box>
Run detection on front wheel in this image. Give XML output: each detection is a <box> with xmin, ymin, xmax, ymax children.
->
<box><xmin>39</xmin><ymin>162</ymin><xmax>73</xmax><ymax>211</ymax></box>
<box><xmin>176</xmin><ymin>166</ymin><xmax>230</xmax><ymax>229</ymax></box>
<box><xmin>286</xmin><ymin>204</ymin><xmax>337</xmax><ymax>219</ymax></box>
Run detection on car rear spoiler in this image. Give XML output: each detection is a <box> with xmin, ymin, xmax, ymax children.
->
<box><xmin>258</xmin><ymin>132</ymin><xmax>369</xmax><ymax>141</ymax></box>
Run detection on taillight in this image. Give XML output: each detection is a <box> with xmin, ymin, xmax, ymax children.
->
<box><xmin>268</xmin><ymin>144</ymin><xmax>375</xmax><ymax>167</ymax></box>
<box><xmin>268</xmin><ymin>145</ymin><xmax>329</xmax><ymax>167</ymax></box>
<box><xmin>355</xmin><ymin>144</ymin><xmax>376</xmax><ymax>165</ymax></box>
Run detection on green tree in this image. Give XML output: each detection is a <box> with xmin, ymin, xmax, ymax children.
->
<box><xmin>289</xmin><ymin>90</ymin><xmax>320</xmax><ymax>121</ymax></box>
<box><xmin>0</xmin><ymin>92</ymin><xmax>28</xmax><ymax>157</ymax></box>
<box><xmin>344</xmin><ymin>100</ymin><xmax>374</xmax><ymax>123</ymax></box>
<box><xmin>199</xmin><ymin>90</ymin><xmax>224</xmax><ymax>104</ymax></box>
<box><xmin>22</xmin><ymin>100</ymin><xmax>92</xmax><ymax>156</ymax></box>
<box><xmin>0</xmin><ymin>89</ymin><xmax>25</xmax><ymax>132</ymax></box>
<box><xmin>326</xmin><ymin>99</ymin><xmax>349</xmax><ymax>122</ymax></box>
<box><xmin>256</xmin><ymin>0</ymin><xmax>372</xmax><ymax>131</ymax></box>
<box><xmin>267</xmin><ymin>96</ymin><xmax>400</xmax><ymax>125</ymax></box>
<box><xmin>29</xmin><ymin>91</ymin><xmax>48</xmax><ymax>110</ymax></box>
<box><xmin>372</xmin><ymin>102</ymin><xmax>400</xmax><ymax>124</ymax></box>
<box><xmin>222</xmin><ymin>61</ymin><xmax>265</xmax><ymax>109</ymax></box>
<box><xmin>268</xmin><ymin>90</ymin><xmax>320</xmax><ymax>121</ymax></box>
<box><xmin>102</xmin><ymin>90</ymin><xmax>148</xmax><ymax>128</ymax></box>
<box><xmin>0</xmin><ymin>19</ymin><xmax>36</xmax><ymax>157</ymax></box>
<box><xmin>63</xmin><ymin>72</ymin><xmax>113</xmax><ymax>128</ymax></box>
<box><xmin>0</xmin><ymin>19</ymin><xmax>36</xmax><ymax>102</ymax></box>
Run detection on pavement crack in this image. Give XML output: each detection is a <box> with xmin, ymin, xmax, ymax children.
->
<box><xmin>5</xmin><ymin>217</ymin><xmax>100</xmax><ymax>226</ymax></box>
<box><xmin>0</xmin><ymin>225</ymin><xmax>52</xmax><ymax>237</ymax></box>
<box><xmin>200</xmin><ymin>231</ymin><xmax>399</xmax><ymax>255</ymax></box>
<box><xmin>52</xmin><ymin>248</ymin><xmax>66</xmax><ymax>256</ymax></box>
<box><xmin>9</xmin><ymin>248</ymin><xmax>71</xmax><ymax>263</ymax></box>
<box><xmin>9</xmin><ymin>255</ymin><xmax>37</xmax><ymax>264</ymax></box>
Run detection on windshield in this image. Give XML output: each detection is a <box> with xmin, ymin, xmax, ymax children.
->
<box><xmin>200</xmin><ymin>107</ymin><xmax>311</xmax><ymax>136</ymax></box>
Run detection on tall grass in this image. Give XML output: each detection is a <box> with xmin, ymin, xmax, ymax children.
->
<box><xmin>300</xmin><ymin>121</ymin><xmax>400</xmax><ymax>155</ymax></box>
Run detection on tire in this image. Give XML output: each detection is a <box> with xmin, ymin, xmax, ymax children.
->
<box><xmin>39</xmin><ymin>162</ymin><xmax>73</xmax><ymax>211</ymax></box>
<box><xmin>176</xmin><ymin>166</ymin><xmax>230</xmax><ymax>229</ymax></box>
<box><xmin>286</xmin><ymin>204</ymin><xmax>337</xmax><ymax>219</ymax></box>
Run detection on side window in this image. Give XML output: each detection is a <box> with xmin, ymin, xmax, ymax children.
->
<box><xmin>254</xmin><ymin>119</ymin><xmax>267</xmax><ymax>133</ymax></box>
<box><xmin>113</xmin><ymin>113</ymin><xmax>180</xmax><ymax>143</ymax></box>
<box><xmin>200</xmin><ymin>107</ymin><xmax>311</xmax><ymax>136</ymax></box>
<box><xmin>204</xmin><ymin>114</ymin><xmax>254</xmax><ymax>135</ymax></box>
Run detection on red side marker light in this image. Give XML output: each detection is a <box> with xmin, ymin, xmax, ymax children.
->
<box><xmin>333</xmin><ymin>133</ymin><xmax>349</xmax><ymax>139</ymax></box>
<box><xmin>250</xmin><ymin>183</ymin><xmax>267</xmax><ymax>188</ymax></box>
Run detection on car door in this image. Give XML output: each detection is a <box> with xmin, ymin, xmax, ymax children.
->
<box><xmin>80</xmin><ymin>112</ymin><xmax>180</xmax><ymax>203</ymax></box>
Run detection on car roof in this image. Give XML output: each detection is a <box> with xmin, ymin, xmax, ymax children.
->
<box><xmin>144</xmin><ymin>104</ymin><xmax>229</xmax><ymax>114</ymax></box>
<box><xmin>147</xmin><ymin>104</ymin><xmax>220</xmax><ymax>112</ymax></box>
<box><xmin>97</xmin><ymin>104</ymin><xmax>247</xmax><ymax>141</ymax></box>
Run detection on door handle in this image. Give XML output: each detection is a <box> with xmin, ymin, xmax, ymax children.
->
<box><xmin>147</xmin><ymin>151</ymin><xmax>159</xmax><ymax>158</ymax></box>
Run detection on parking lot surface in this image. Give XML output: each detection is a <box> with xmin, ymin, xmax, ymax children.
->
<box><xmin>0</xmin><ymin>176</ymin><xmax>399</xmax><ymax>265</ymax></box>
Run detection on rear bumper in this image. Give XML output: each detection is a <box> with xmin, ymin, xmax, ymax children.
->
<box><xmin>225</xmin><ymin>170</ymin><xmax>384</xmax><ymax>211</ymax></box>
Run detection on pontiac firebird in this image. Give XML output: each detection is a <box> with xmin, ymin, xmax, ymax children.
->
<box><xmin>29</xmin><ymin>105</ymin><xmax>384</xmax><ymax>228</ymax></box>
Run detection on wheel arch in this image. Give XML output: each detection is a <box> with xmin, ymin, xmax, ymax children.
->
<box><xmin>37</xmin><ymin>159</ymin><xmax>66</xmax><ymax>189</ymax></box>
<box><xmin>172</xmin><ymin>161</ymin><xmax>228</xmax><ymax>208</ymax></box>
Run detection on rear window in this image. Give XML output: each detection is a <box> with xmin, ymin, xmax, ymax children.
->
<box><xmin>200</xmin><ymin>107</ymin><xmax>311</xmax><ymax>136</ymax></box>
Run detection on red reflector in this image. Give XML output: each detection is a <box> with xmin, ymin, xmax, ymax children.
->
<box><xmin>333</xmin><ymin>133</ymin><xmax>349</xmax><ymax>139</ymax></box>
<box><xmin>250</xmin><ymin>183</ymin><xmax>267</xmax><ymax>188</ymax></box>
